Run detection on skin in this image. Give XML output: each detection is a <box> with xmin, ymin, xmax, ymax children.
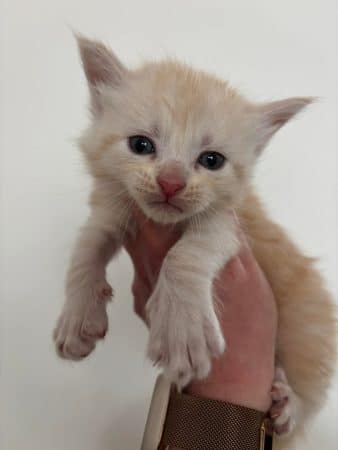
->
<box><xmin>124</xmin><ymin>209</ymin><xmax>278</xmax><ymax>415</ymax></box>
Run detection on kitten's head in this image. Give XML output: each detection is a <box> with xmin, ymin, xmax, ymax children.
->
<box><xmin>78</xmin><ymin>36</ymin><xmax>312</xmax><ymax>224</ymax></box>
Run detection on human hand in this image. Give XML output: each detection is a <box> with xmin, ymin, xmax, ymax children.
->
<box><xmin>124</xmin><ymin>209</ymin><xmax>277</xmax><ymax>412</ymax></box>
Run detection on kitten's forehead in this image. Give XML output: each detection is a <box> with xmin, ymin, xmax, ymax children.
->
<box><xmin>139</xmin><ymin>61</ymin><xmax>238</xmax><ymax>119</ymax></box>
<box><xmin>102</xmin><ymin>59</ymin><xmax>253</xmax><ymax>163</ymax></box>
<box><xmin>128</xmin><ymin>61</ymin><xmax>250</xmax><ymax>148</ymax></box>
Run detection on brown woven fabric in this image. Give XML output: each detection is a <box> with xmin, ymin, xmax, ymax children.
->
<box><xmin>160</xmin><ymin>388</ymin><xmax>266</xmax><ymax>450</ymax></box>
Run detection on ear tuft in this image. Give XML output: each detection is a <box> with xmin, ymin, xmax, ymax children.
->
<box><xmin>261</xmin><ymin>97</ymin><xmax>315</xmax><ymax>128</ymax></box>
<box><xmin>256</xmin><ymin>97</ymin><xmax>315</xmax><ymax>153</ymax></box>
<box><xmin>74</xmin><ymin>33</ymin><xmax>127</xmax><ymax>115</ymax></box>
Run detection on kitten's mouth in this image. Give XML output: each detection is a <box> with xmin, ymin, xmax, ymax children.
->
<box><xmin>149</xmin><ymin>200</ymin><xmax>183</xmax><ymax>213</ymax></box>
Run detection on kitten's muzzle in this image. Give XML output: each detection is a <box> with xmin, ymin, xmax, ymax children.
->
<box><xmin>149</xmin><ymin>199</ymin><xmax>183</xmax><ymax>213</ymax></box>
<box><xmin>156</xmin><ymin>171</ymin><xmax>186</xmax><ymax>199</ymax></box>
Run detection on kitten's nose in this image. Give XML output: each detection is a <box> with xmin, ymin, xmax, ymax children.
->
<box><xmin>156</xmin><ymin>175</ymin><xmax>186</xmax><ymax>198</ymax></box>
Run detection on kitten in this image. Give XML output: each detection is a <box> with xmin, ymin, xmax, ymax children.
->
<box><xmin>54</xmin><ymin>36</ymin><xmax>336</xmax><ymax>447</ymax></box>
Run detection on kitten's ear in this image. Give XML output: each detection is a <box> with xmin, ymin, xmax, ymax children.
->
<box><xmin>76</xmin><ymin>34</ymin><xmax>127</xmax><ymax>115</ymax></box>
<box><xmin>255</xmin><ymin>97</ymin><xmax>314</xmax><ymax>154</ymax></box>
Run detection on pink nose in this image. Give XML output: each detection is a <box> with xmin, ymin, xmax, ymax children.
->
<box><xmin>157</xmin><ymin>176</ymin><xmax>186</xmax><ymax>198</ymax></box>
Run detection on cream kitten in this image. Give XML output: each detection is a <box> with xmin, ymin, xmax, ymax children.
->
<box><xmin>54</xmin><ymin>36</ymin><xmax>336</xmax><ymax>447</ymax></box>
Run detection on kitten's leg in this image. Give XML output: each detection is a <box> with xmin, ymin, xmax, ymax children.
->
<box><xmin>269</xmin><ymin>366</ymin><xmax>302</xmax><ymax>436</ymax></box>
<box><xmin>54</xmin><ymin>221</ymin><xmax>121</xmax><ymax>360</ymax></box>
<box><xmin>146</xmin><ymin>213</ymin><xmax>238</xmax><ymax>388</ymax></box>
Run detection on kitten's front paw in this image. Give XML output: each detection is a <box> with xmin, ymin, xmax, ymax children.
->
<box><xmin>269</xmin><ymin>367</ymin><xmax>301</xmax><ymax>436</ymax></box>
<box><xmin>53</xmin><ymin>280</ymin><xmax>112</xmax><ymax>360</ymax></box>
<box><xmin>146</xmin><ymin>291</ymin><xmax>225</xmax><ymax>388</ymax></box>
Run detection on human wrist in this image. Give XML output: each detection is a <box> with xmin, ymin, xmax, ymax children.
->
<box><xmin>186</xmin><ymin>380</ymin><xmax>271</xmax><ymax>413</ymax></box>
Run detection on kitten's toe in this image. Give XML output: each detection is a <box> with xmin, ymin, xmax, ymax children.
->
<box><xmin>62</xmin><ymin>335</ymin><xmax>96</xmax><ymax>360</ymax></box>
<box><xmin>204</xmin><ymin>317</ymin><xmax>226</xmax><ymax>357</ymax></box>
<box><xmin>167</xmin><ymin>357</ymin><xmax>194</xmax><ymax>389</ymax></box>
<box><xmin>187</xmin><ymin>334</ymin><xmax>212</xmax><ymax>380</ymax></box>
<box><xmin>54</xmin><ymin>280</ymin><xmax>112</xmax><ymax>360</ymax></box>
<box><xmin>146</xmin><ymin>288</ymin><xmax>224</xmax><ymax>388</ymax></box>
<box><xmin>147</xmin><ymin>324</ymin><xmax>167</xmax><ymax>366</ymax></box>
<box><xmin>80</xmin><ymin>299</ymin><xmax>108</xmax><ymax>339</ymax></box>
<box><xmin>269</xmin><ymin>368</ymin><xmax>300</xmax><ymax>436</ymax></box>
<box><xmin>147</xmin><ymin>344</ymin><xmax>165</xmax><ymax>368</ymax></box>
<box><xmin>149</xmin><ymin>327</ymin><xmax>217</xmax><ymax>388</ymax></box>
<box><xmin>166</xmin><ymin>335</ymin><xmax>212</xmax><ymax>388</ymax></box>
<box><xmin>54</xmin><ymin>316</ymin><xmax>96</xmax><ymax>360</ymax></box>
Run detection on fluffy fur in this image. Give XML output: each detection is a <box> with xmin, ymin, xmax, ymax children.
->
<box><xmin>54</xmin><ymin>36</ymin><xmax>336</xmax><ymax>448</ymax></box>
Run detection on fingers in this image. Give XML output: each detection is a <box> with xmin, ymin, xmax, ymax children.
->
<box><xmin>222</xmin><ymin>255</ymin><xmax>246</xmax><ymax>284</ymax></box>
<box><xmin>132</xmin><ymin>205</ymin><xmax>147</xmax><ymax>224</ymax></box>
<box><xmin>132</xmin><ymin>207</ymin><xmax>160</xmax><ymax>240</ymax></box>
<box><xmin>130</xmin><ymin>207</ymin><xmax>181</xmax><ymax>260</ymax></box>
<box><xmin>133</xmin><ymin>206</ymin><xmax>171</xmax><ymax>241</ymax></box>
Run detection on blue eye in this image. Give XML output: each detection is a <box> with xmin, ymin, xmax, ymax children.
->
<box><xmin>198</xmin><ymin>151</ymin><xmax>226</xmax><ymax>170</ymax></box>
<box><xmin>128</xmin><ymin>136</ymin><xmax>155</xmax><ymax>155</ymax></box>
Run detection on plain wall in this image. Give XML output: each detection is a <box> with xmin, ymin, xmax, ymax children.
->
<box><xmin>1</xmin><ymin>1</ymin><xmax>337</xmax><ymax>449</ymax></box>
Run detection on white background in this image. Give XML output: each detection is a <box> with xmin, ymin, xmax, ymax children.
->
<box><xmin>1</xmin><ymin>1</ymin><xmax>337</xmax><ymax>449</ymax></box>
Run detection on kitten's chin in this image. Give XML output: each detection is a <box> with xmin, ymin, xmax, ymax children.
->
<box><xmin>139</xmin><ymin>201</ymin><xmax>191</xmax><ymax>225</ymax></box>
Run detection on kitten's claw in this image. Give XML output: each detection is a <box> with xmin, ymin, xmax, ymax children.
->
<box><xmin>146</xmin><ymin>290</ymin><xmax>225</xmax><ymax>389</ymax></box>
<box><xmin>54</xmin><ymin>280</ymin><xmax>112</xmax><ymax>360</ymax></box>
<box><xmin>269</xmin><ymin>367</ymin><xmax>300</xmax><ymax>436</ymax></box>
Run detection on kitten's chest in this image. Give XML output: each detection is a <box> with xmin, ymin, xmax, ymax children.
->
<box><xmin>121</xmin><ymin>210</ymin><xmax>185</xmax><ymax>247</ymax></box>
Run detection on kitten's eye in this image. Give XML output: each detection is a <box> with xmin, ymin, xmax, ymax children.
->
<box><xmin>128</xmin><ymin>136</ymin><xmax>155</xmax><ymax>155</ymax></box>
<box><xmin>198</xmin><ymin>151</ymin><xmax>225</xmax><ymax>170</ymax></box>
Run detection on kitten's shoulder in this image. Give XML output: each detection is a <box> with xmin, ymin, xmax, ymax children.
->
<box><xmin>88</xmin><ymin>180</ymin><xmax>133</xmax><ymax>235</ymax></box>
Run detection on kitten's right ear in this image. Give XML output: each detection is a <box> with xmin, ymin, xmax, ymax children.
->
<box><xmin>254</xmin><ymin>97</ymin><xmax>314</xmax><ymax>154</ymax></box>
<box><xmin>75</xmin><ymin>34</ymin><xmax>127</xmax><ymax>115</ymax></box>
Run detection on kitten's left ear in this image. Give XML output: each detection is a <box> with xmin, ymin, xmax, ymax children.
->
<box><xmin>255</xmin><ymin>97</ymin><xmax>314</xmax><ymax>154</ymax></box>
<box><xmin>75</xmin><ymin>34</ymin><xmax>127</xmax><ymax>115</ymax></box>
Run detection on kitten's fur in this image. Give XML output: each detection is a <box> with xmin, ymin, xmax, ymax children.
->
<box><xmin>54</xmin><ymin>36</ymin><xmax>336</xmax><ymax>447</ymax></box>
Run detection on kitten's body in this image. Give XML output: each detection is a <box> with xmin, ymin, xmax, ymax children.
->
<box><xmin>238</xmin><ymin>192</ymin><xmax>336</xmax><ymax>447</ymax></box>
<box><xmin>54</xmin><ymin>36</ymin><xmax>336</xmax><ymax>448</ymax></box>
